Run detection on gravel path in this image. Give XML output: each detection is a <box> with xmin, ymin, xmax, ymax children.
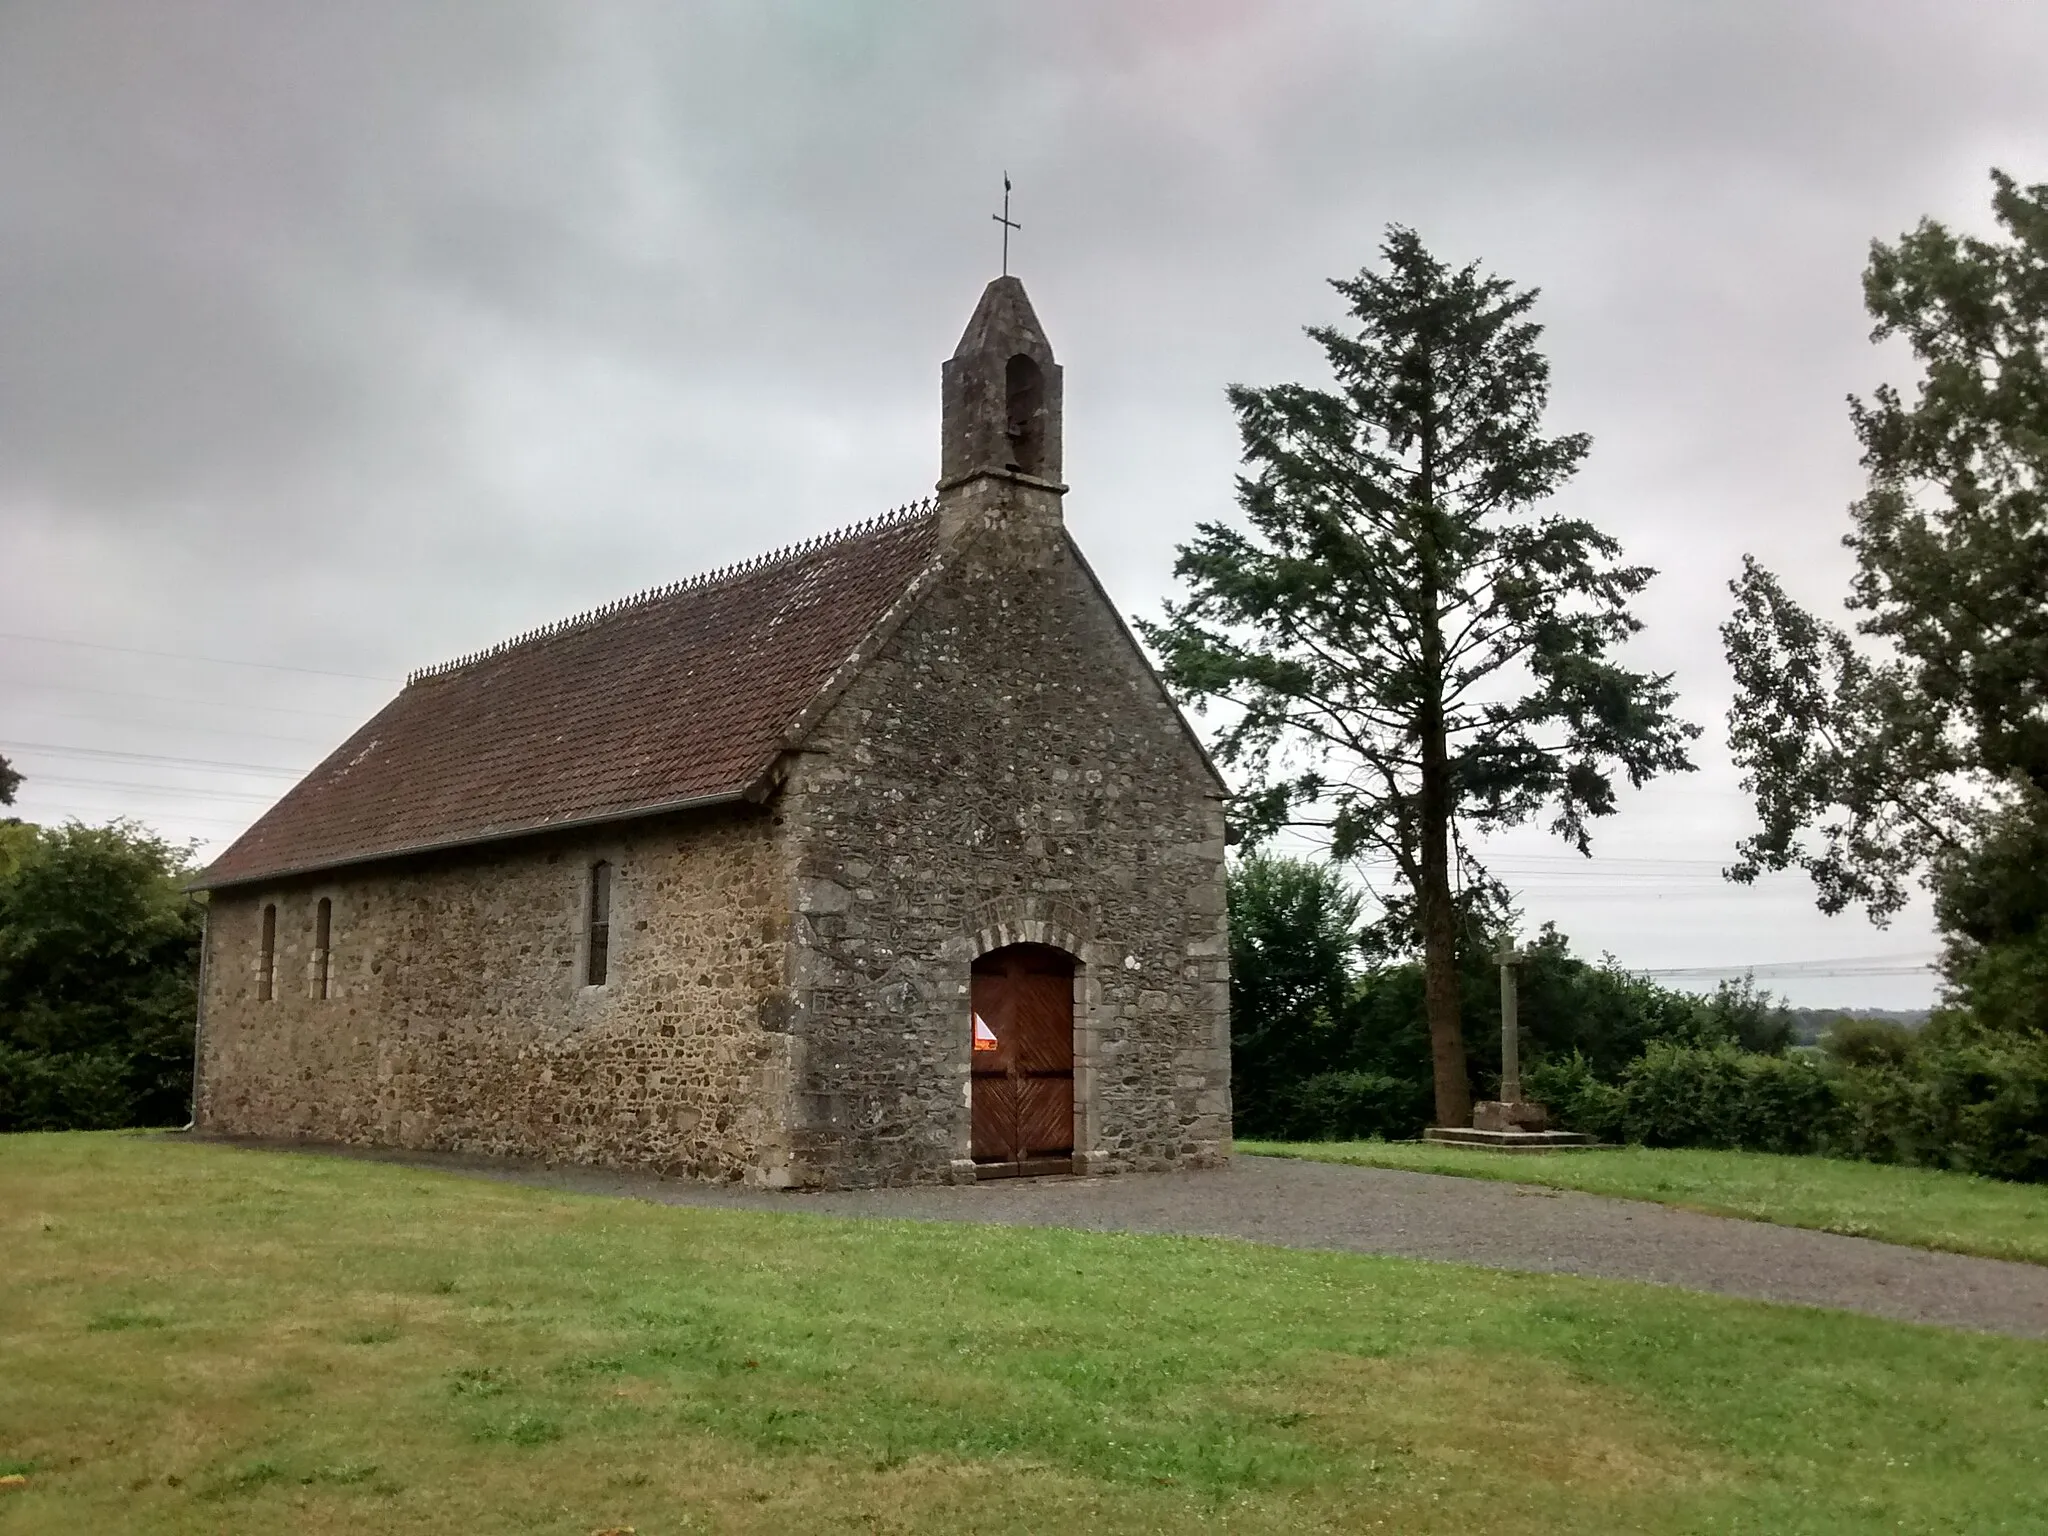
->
<box><xmin>265</xmin><ymin>1143</ymin><xmax>2048</xmax><ymax>1340</ymax></box>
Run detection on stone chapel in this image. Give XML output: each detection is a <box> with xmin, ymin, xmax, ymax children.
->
<box><xmin>191</xmin><ymin>277</ymin><xmax>1231</xmax><ymax>1188</ymax></box>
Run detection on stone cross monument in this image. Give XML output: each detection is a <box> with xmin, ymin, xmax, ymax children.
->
<box><xmin>1495</xmin><ymin>930</ymin><xmax>1522</xmax><ymax>1105</ymax></box>
<box><xmin>1424</xmin><ymin>936</ymin><xmax>1598</xmax><ymax>1149</ymax></box>
<box><xmin>1469</xmin><ymin>931</ymin><xmax>1551</xmax><ymax>1133</ymax></box>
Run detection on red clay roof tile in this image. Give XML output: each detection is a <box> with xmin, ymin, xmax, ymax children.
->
<box><xmin>196</xmin><ymin>502</ymin><xmax>941</xmax><ymax>888</ymax></box>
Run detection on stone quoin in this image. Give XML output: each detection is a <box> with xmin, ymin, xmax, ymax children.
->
<box><xmin>189</xmin><ymin>276</ymin><xmax>1233</xmax><ymax>1189</ymax></box>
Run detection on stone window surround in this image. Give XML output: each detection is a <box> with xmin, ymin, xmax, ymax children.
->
<box><xmin>256</xmin><ymin>901</ymin><xmax>277</xmax><ymax>1002</ymax></box>
<box><xmin>947</xmin><ymin>914</ymin><xmax>1104</xmax><ymax>1181</ymax></box>
<box><xmin>244</xmin><ymin>890</ymin><xmax>355</xmax><ymax>1002</ymax></box>
<box><xmin>308</xmin><ymin>893</ymin><xmax>333</xmax><ymax>1001</ymax></box>
<box><xmin>571</xmin><ymin>845</ymin><xmax>632</xmax><ymax>1003</ymax></box>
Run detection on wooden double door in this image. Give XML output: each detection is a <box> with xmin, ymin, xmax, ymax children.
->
<box><xmin>970</xmin><ymin>943</ymin><xmax>1075</xmax><ymax>1177</ymax></box>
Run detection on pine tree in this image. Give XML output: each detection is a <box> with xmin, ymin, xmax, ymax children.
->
<box><xmin>1142</xmin><ymin>229</ymin><xmax>1697</xmax><ymax>1126</ymax></box>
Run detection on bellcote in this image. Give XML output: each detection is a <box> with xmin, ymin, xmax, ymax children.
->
<box><xmin>938</xmin><ymin>276</ymin><xmax>1064</xmax><ymax>492</ymax></box>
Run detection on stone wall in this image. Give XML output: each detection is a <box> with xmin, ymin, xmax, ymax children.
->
<box><xmin>195</xmin><ymin>483</ymin><xmax>1230</xmax><ymax>1192</ymax></box>
<box><xmin>777</xmin><ymin>478</ymin><xmax>1232</xmax><ymax>1187</ymax></box>
<box><xmin>196</xmin><ymin>807</ymin><xmax>797</xmax><ymax>1184</ymax></box>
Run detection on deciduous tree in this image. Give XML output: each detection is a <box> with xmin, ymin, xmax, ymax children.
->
<box><xmin>1725</xmin><ymin>170</ymin><xmax>2048</xmax><ymax>1030</ymax></box>
<box><xmin>0</xmin><ymin>820</ymin><xmax>202</xmax><ymax>1129</ymax></box>
<box><xmin>1226</xmin><ymin>853</ymin><xmax>1360</xmax><ymax>1134</ymax></box>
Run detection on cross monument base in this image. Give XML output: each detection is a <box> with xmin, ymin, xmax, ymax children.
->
<box><xmin>1423</xmin><ymin>1123</ymin><xmax>1600</xmax><ymax>1153</ymax></box>
<box><xmin>1473</xmin><ymin>1098</ymin><xmax>1550</xmax><ymax>1132</ymax></box>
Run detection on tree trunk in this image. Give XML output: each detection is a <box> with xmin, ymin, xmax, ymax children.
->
<box><xmin>1415</xmin><ymin>386</ymin><xmax>1471</xmax><ymax>1127</ymax></box>
<box><xmin>1418</xmin><ymin>716</ymin><xmax>1471</xmax><ymax>1127</ymax></box>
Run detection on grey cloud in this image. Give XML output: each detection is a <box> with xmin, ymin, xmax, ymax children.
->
<box><xmin>4</xmin><ymin>0</ymin><xmax>2042</xmax><ymax>1001</ymax></box>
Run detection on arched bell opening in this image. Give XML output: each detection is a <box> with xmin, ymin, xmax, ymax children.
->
<box><xmin>1003</xmin><ymin>353</ymin><xmax>1046</xmax><ymax>476</ymax></box>
<box><xmin>969</xmin><ymin>941</ymin><xmax>1076</xmax><ymax>1177</ymax></box>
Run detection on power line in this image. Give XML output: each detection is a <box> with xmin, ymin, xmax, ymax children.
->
<box><xmin>25</xmin><ymin>802</ymin><xmax>256</xmax><ymax>832</ymax></box>
<box><xmin>1</xmin><ymin>675</ymin><xmax>364</xmax><ymax>720</ymax></box>
<box><xmin>1632</xmin><ymin>954</ymin><xmax>1937</xmax><ymax>980</ymax></box>
<box><xmin>1355</xmin><ymin>853</ymin><xmax>1739</xmax><ymax>872</ymax></box>
<box><xmin>24</xmin><ymin>774</ymin><xmax>279</xmax><ymax>804</ymax></box>
<box><xmin>7</xmin><ymin>705</ymin><xmax>341</xmax><ymax>750</ymax></box>
<box><xmin>1</xmin><ymin>741</ymin><xmax>308</xmax><ymax>778</ymax></box>
<box><xmin>0</xmin><ymin>630</ymin><xmax>397</xmax><ymax>684</ymax></box>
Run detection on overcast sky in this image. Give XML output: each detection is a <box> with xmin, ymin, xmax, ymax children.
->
<box><xmin>4</xmin><ymin>2</ymin><xmax>2044</xmax><ymax>1005</ymax></box>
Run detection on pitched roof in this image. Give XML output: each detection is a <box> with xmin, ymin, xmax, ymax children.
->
<box><xmin>196</xmin><ymin>502</ymin><xmax>943</xmax><ymax>889</ymax></box>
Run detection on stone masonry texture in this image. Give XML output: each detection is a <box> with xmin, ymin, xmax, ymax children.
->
<box><xmin>196</xmin><ymin>276</ymin><xmax>1230</xmax><ymax>1188</ymax></box>
<box><xmin>197</xmin><ymin>809</ymin><xmax>797</xmax><ymax>1183</ymax></box>
<box><xmin>776</xmin><ymin>479</ymin><xmax>1230</xmax><ymax>1187</ymax></box>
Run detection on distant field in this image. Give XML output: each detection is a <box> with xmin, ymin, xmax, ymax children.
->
<box><xmin>3</xmin><ymin>1132</ymin><xmax>2045</xmax><ymax>1534</ymax></box>
<box><xmin>1237</xmin><ymin>1140</ymin><xmax>2048</xmax><ymax>1264</ymax></box>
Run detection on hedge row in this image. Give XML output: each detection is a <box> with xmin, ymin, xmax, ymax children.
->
<box><xmin>0</xmin><ymin>1045</ymin><xmax>149</xmax><ymax>1132</ymax></box>
<box><xmin>1531</xmin><ymin>1033</ymin><xmax>2048</xmax><ymax>1181</ymax></box>
<box><xmin>1256</xmin><ymin>1069</ymin><xmax>1433</xmax><ymax>1142</ymax></box>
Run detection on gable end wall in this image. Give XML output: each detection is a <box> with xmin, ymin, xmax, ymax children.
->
<box><xmin>778</xmin><ymin>509</ymin><xmax>1231</xmax><ymax>1187</ymax></box>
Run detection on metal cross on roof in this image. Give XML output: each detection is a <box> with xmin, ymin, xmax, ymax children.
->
<box><xmin>991</xmin><ymin>173</ymin><xmax>1020</xmax><ymax>276</ymax></box>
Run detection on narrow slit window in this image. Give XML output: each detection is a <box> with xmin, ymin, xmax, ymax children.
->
<box><xmin>586</xmin><ymin>861</ymin><xmax>611</xmax><ymax>986</ymax></box>
<box><xmin>313</xmin><ymin>897</ymin><xmax>332</xmax><ymax>1000</ymax></box>
<box><xmin>1004</xmin><ymin>353</ymin><xmax>1045</xmax><ymax>474</ymax></box>
<box><xmin>258</xmin><ymin>903</ymin><xmax>277</xmax><ymax>1002</ymax></box>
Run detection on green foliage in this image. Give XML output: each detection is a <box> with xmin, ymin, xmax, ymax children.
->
<box><xmin>1724</xmin><ymin>170</ymin><xmax>2048</xmax><ymax>1036</ymax></box>
<box><xmin>1144</xmin><ymin>226</ymin><xmax>1696</xmax><ymax>1125</ymax></box>
<box><xmin>1616</xmin><ymin>1043</ymin><xmax>1838</xmax><ymax>1156</ymax></box>
<box><xmin>1227</xmin><ymin>856</ymin><xmax>1799</xmax><ymax>1140</ymax></box>
<box><xmin>1510</xmin><ymin>927</ymin><xmax>1732</xmax><ymax>1075</ymax></box>
<box><xmin>1228</xmin><ymin>849</ymin><xmax>2045</xmax><ymax>1180</ymax></box>
<box><xmin>0</xmin><ymin>751</ymin><xmax>20</xmax><ymax>806</ymax></box>
<box><xmin>1821</xmin><ymin>1015</ymin><xmax>1919</xmax><ymax>1069</ymax></box>
<box><xmin>1142</xmin><ymin>228</ymin><xmax>1694</xmax><ymax>865</ymax></box>
<box><xmin>1353</xmin><ymin>923</ymin><xmax>1769</xmax><ymax>1096</ymax></box>
<box><xmin>1946</xmin><ymin>928</ymin><xmax>2048</xmax><ymax>1038</ymax></box>
<box><xmin>1830</xmin><ymin>1018</ymin><xmax>2048</xmax><ymax>1182</ymax></box>
<box><xmin>0</xmin><ymin>819</ymin><xmax>38</xmax><ymax>882</ymax></box>
<box><xmin>1936</xmin><ymin>787</ymin><xmax>2048</xmax><ymax>1035</ymax></box>
<box><xmin>0</xmin><ymin>821</ymin><xmax>202</xmax><ymax>1131</ymax></box>
<box><xmin>1324</xmin><ymin>925</ymin><xmax>1716</xmax><ymax>1129</ymax></box>
<box><xmin>0</xmin><ymin>1046</ymin><xmax>138</xmax><ymax>1131</ymax></box>
<box><xmin>1523</xmin><ymin>1051</ymin><xmax>1627</xmax><ymax>1143</ymax></box>
<box><xmin>1694</xmin><ymin>976</ymin><xmax>1797</xmax><ymax>1056</ymax></box>
<box><xmin>1227</xmin><ymin>854</ymin><xmax>1360</xmax><ymax>1134</ymax></box>
<box><xmin>1518</xmin><ymin>1019</ymin><xmax>2048</xmax><ymax>1182</ymax></box>
<box><xmin>1256</xmin><ymin>1070</ymin><xmax>1430</xmax><ymax>1143</ymax></box>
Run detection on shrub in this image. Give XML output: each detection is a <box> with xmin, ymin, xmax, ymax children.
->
<box><xmin>1227</xmin><ymin>855</ymin><xmax>1360</xmax><ymax>1136</ymax></box>
<box><xmin>0</xmin><ymin>1044</ymin><xmax>137</xmax><ymax>1131</ymax></box>
<box><xmin>0</xmin><ymin>821</ymin><xmax>201</xmax><ymax>1131</ymax></box>
<box><xmin>1618</xmin><ymin>1042</ymin><xmax>1837</xmax><ymax>1155</ymax></box>
<box><xmin>1821</xmin><ymin>1016</ymin><xmax>1919</xmax><ymax>1069</ymax></box>
<box><xmin>1524</xmin><ymin>1050</ymin><xmax>1625</xmax><ymax>1142</ymax></box>
<box><xmin>1948</xmin><ymin>1033</ymin><xmax>2048</xmax><ymax>1181</ymax></box>
<box><xmin>1831</xmin><ymin>1024</ymin><xmax>2048</xmax><ymax>1181</ymax></box>
<box><xmin>1695</xmin><ymin>976</ymin><xmax>1796</xmax><ymax>1055</ymax></box>
<box><xmin>1547</xmin><ymin>1027</ymin><xmax>2048</xmax><ymax>1181</ymax></box>
<box><xmin>1260</xmin><ymin>1070</ymin><xmax>1431</xmax><ymax>1142</ymax></box>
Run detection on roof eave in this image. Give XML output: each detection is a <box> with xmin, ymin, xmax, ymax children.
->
<box><xmin>186</xmin><ymin>785</ymin><xmax>758</xmax><ymax>892</ymax></box>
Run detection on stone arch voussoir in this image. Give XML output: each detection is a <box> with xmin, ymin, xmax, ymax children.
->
<box><xmin>954</xmin><ymin>897</ymin><xmax>1098</xmax><ymax>970</ymax></box>
<box><xmin>949</xmin><ymin>896</ymin><xmax>1105</xmax><ymax>1177</ymax></box>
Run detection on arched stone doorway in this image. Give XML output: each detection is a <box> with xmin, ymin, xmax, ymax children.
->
<box><xmin>970</xmin><ymin>942</ymin><xmax>1076</xmax><ymax>1178</ymax></box>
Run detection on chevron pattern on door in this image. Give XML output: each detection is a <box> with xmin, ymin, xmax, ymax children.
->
<box><xmin>969</xmin><ymin>943</ymin><xmax>1075</xmax><ymax>1176</ymax></box>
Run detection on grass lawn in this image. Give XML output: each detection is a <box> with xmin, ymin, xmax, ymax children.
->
<box><xmin>1235</xmin><ymin>1140</ymin><xmax>2048</xmax><ymax>1266</ymax></box>
<box><xmin>2</xmin><ymin>1134</ymin><xmax>2045</xmax><ymax>1534</ymax></box>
